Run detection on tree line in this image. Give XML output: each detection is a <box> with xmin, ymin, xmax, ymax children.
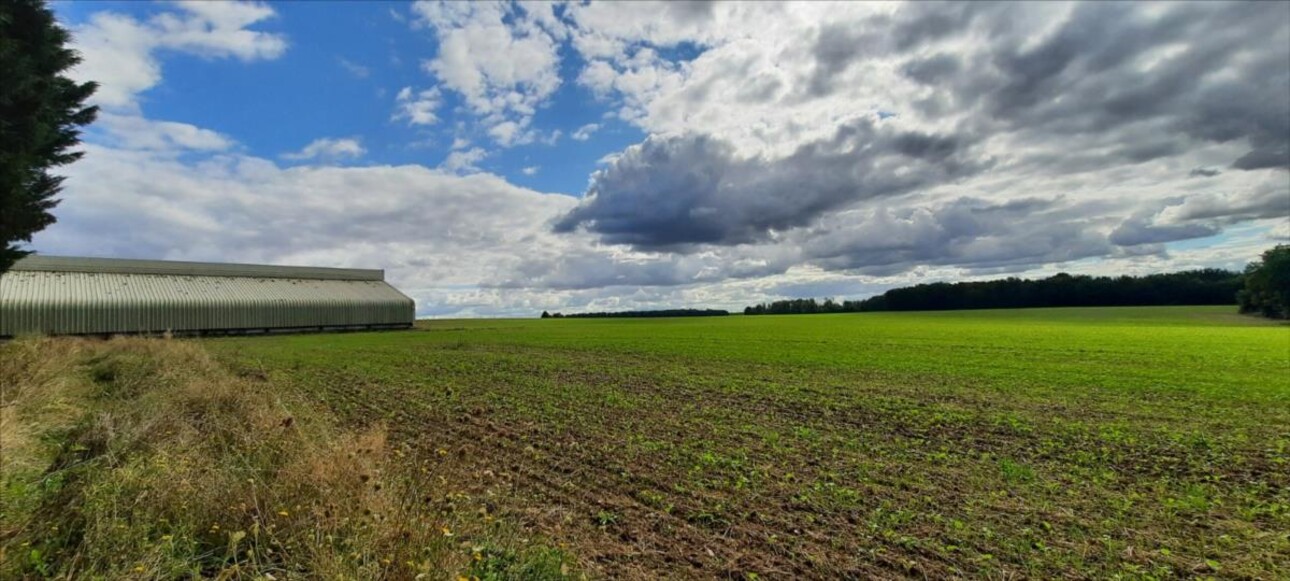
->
<box><xmin>745</xmin><ymin>268</ymin><xmax>1252</xmax><ymax>315</ymax></box>
<box><xmin>1238</xmin><ymin>245</ymin><xmax>1289</xmax><ymax>319</ymax></box>
<box><xmin>541</xmin><ymin>309</ymin><xmax>729</xmax><ymax>319</ymax></box>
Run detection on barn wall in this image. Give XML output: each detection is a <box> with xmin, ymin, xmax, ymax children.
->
<box><xmin>0</xmin><ymin>257</ymin><xmax>416</xmax><ymax>336</ymax></box>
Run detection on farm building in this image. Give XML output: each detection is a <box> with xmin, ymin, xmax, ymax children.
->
<box><xmin>0</xmin><ymin>255</ymin><xmax>415</xmax><ymax>337</ymax></box>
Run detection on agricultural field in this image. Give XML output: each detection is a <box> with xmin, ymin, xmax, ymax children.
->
<box><xmin>3</xmin><ymin>306</ymin><xmax>1288</xmax><ymax>579</ymax></box>
<box><xmin>212</xmin><ymin>306</ymin><xmax>1287</xmax><ymax>579</ymax></box>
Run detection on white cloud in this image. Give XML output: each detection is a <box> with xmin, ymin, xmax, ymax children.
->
<box><xmin>565</xmin><ymin>1</ymin><xmax>727</xmax><ymax>51</ymax></box>
<box><xmin>39</xmin><ymin>2</ymin><xmax>1289</xmax><ymax>317</ymax></box>
<box><xmin>555</xmin><ymin>1</ymin><xmax>1290</xmax><ymax>280</ymax></box>
<box><xmin>562</xmin><ymin>3</ymin><xmax>897</xmax><ymax>158</ymax></box>
<box><xmin>150</xmin><ymin>2</ymin><xmax>286</xmax><ymax>59</ymax></box>
<box><xmin>393</xmin><ymin>86</ymin><xmax>442</xmax><ymax>126</ymax></box>
<box><xmin>34</xmin><ymin>138</ymin><xmax>1280</xmax><ymax>318</ymax></box>
<box><xmin>338</xmin><ymin>57</ymin><xmax>370</xmax><ymax>78</ymax></box>
<box><xmin>571</xmin><ymin>123</ymin><xmax>600</xmax><ymax>141</ymax></box>
<box><xmin>33</xmin><ymin>141</ymin><xmax>646</xmax><ymax>317</ymax></box>
<box><xmin>440</xmin><ymin>147</ymin><xmax>487</xmax><ymax>174</ymax></box>
<box><xmin>282</xmin><ymin>137</ymin><xmax>366</xmax><ymax>161</ymax></box>
<box><xmin>94</xmin><ymin>113</ymin><xmax>235</xmax><ymax>152</ymax></box>
<box><xmin>1268</xmin><ymin>221</ymin><xmax>1290</xmax><ymax>241</ymax></box>
<box><xmin>409</xmin><ymin>1</ymin><xmax>565</xmax><ymax>144</ymax></box>
<box><xmin>487</xmin><ymin>119</ymin><xmax>533</xmax><ymax>146</ymax></box>
<box><xmin>69</xmin><ymin>2</ymin><xmax>286</xmax><ymax>110</ymax></box>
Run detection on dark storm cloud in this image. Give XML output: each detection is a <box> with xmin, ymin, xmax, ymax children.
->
<box><xmin>665</xmin><ymin>0</ymin><xmax>717</xmax><ymax>23</ymax></box>
<box><xmin>1166</xmin><ymin>185</ymin><xmax>1290</xmax><ymax>224</ymax></box>
<box><xmin>1109</xmin><ymin>220</ymin><xmax>1220</xmax><ymax>247</ymax></box>
<box><xmin>553</xmin><ymin>118</ymin><xmax>988</xmax><ymax>249</ymax></box>
<box><xmin>824</xmin><ymin>2</ymin><xmax>1290</xmax><ymax>173</ymax></box>
<box><xmin>807</xmin><ymin>23</ymin><xmax>878</xmax><ymax>97</ymax></box>
<box><xmin>900</xmin><ymin>53</ymin><xmax>960</xmax><ymax>85</ymax></box>
<box><xmin>560</xmin><ymin>1</ymin><xmax>1287</xmax><ymax>266</ymax></box>
<box><xmin>808</xmin><ymin>2</ymin><xmax>980</xmax><ymax>97</ymax></box>
<box><xmin>1110</xmin><ymin>182</ymin><xmax>1290</xmax><ymax>247</ymax></box>
<box><xmin>1232</xmin><ymin>148</ymin><xmax>1290</xmax><ymax>171</ymax></box>
<box><xmin>798</xmin><ymin>197</ymin><xmax>1117</xmax><ymax>276</ymax></box>
<box><xmin>975</xmin><ymin>2</ymin><xmax>1290</xmax><ymax>170</ymax></box>
<box><xmin>888</xmin><ymin>2</ymin><xmax>980</xmax><ymax>51</ymax></box>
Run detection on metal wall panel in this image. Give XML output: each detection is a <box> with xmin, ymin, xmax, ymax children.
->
<box><xmin>9</xmin><ymin>255</ymin><xmax>383</xmax><ymax>281</ymax></box>
<box><xmin>1</xmin><ymin>262</ymin><xmax>416</xmax><ymax>336</ymax></box>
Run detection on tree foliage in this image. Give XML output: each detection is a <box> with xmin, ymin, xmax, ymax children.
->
<box><xmin>1237</xmin><ymin>245</ymin><xmax>1290</xmax><ymax>319</ymax></box>
<box><xmin>542</xmin><ymin>309</ymin><xmax>729</xmax><ymax>319</ymax></box>
<box><xmin>745</xmin><ymin>269</ymin><xmax>1247</xmax><ymax>315</ymax></box>
<box><xmin>0</xmin><ymin>0</ymin><xmax>98</xmax><ymax>274</ymax></box>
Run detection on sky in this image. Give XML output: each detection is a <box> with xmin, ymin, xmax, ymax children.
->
<box><xmin>30</xmin><ymin>1</ymin><xmax>1290</xmax><ymax>317</ymax></box>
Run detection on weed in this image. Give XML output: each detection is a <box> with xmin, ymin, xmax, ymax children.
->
<box><xmin>593</xmin><ymin>510</ymin><xmax>619</xmax><ymax>528</ymax></box>
<box><xmin>998</xmin><ymin>458</ymin><xmax>1036</xmax><ymax>483</ymax></box>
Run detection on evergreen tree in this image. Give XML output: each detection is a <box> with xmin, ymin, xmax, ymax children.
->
<box><xmin>1</xmin><ymin>0</ymin><xmax>98</xmax><ymax>274</ymax></box>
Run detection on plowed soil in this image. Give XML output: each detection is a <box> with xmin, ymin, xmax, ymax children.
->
<box><xmin>210</xmin><ymin>307</ymin><xmax>1290</xmax><ymax>579</ymax></box>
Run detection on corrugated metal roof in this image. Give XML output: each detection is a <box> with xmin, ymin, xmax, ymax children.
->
<box><xmin>10</xmin><ymin>255</ymin><xmax>383</xmax><ymax>281</ymax></box>
<box><xmin>1</xmin><ymin>256</ymin><xmax>415</xmax><ymax>336</ymax></box>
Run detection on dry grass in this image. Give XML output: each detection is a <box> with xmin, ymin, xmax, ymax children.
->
<box><xmin>0</xmin><ymin>337</ymin><xmax>573</xmax><ymax>580</ymax></box>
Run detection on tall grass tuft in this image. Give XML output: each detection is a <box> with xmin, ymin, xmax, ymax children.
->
<box><xmin>0</xmin><ymin>337</ymin><xmax>572</xmax><ymax>579</ymax></box>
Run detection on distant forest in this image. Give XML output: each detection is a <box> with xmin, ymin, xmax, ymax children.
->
<box><xmin>542</xmin><ymin>309</ymin><xmax>729</xmax><ymax>319</ymax></box>
<box><xmin>744</xmin><ymin>269</ymin><xmax>1246</xmax><ymax>315</ymax></box>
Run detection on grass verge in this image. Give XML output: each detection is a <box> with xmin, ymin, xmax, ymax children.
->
<box><xmin>0</xmin><ymin>337</ymin><xmax>574</xmax><ymax>580</ymax></box>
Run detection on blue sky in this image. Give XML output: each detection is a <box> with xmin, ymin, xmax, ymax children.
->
<box><xmin>52</xmin><ymin>1</ymin><xmax>645</xmax><ymax>196</ymax></box>
<box><xmin>31</xmin><ymin>1</ymin><xmax>1290</xmax><ymax>317</ymax></box>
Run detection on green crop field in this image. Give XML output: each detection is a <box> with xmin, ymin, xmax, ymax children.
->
<box><xmin>197</xmin><ymin>306</ymin><xmax>1289</xmax><ymax>579</ymax></box>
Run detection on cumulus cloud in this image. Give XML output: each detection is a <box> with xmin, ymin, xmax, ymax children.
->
<box><xmin>555</xmin><ymin>118</ymin><xmax>986</xmax><ymax>248</ymax></box>
<box><xmin>487</xmin><ymin>119</ymin><xmax>533</xmax><ymax>146</ymax></box>
<box><xmin>1156</xmin><ymin>179</ymin><xmax>1290</xmax><ymax>225</ymax></box>
<box><xmin>410</xmin><ymin>1</ymin><xmax>564</xmax><ymax>144</ymax></box>
<box><xmin>440</xmin><ymin>147</ymin><xmax>487</xmax><ymax>174</ymax></box>
<box><xmin>33</xmin><ymin>143</ymin><xmax>583</xmax><ymax>313</ymax></box>
<box><xmin>565</xmin><ymin>1</ymin><xmax>719</xmax><ymax>57</ymax></box>
<box><xmin>393</xmin><ymin>86</ymin><xmax>442</xmax><ymax>126</ymax></box>
<box><xmin>93</xmin><ymin>113</ymin><xmax>235</xmax><ymax>152</ymax></box>
<box><xmin>39</xmin><ymin>1</ymin><xmax>1290</xmax><ymax>316</ymax></box>
<box><xmin>282</xmin><ymin>137</ymin><xmax>366</xmax><ymax>161</ymax></box>
<box><xmin>1109</xmin><ymin>219</ymin><xmax>1219</xmax><ymax>248</ymax></box>
<box><xmin>547</xmin><ymin>0</ymin><xmax>1289</xmax><ymax>281</ymax></box>
<box><xmin>571</xmin><ymin>123</ymin><xmax>600</xmax><ymax>141</ymax></box>
<box><xmin>40</xmin><ymin>138</ymin><xmax>829</xmax><ymax>316</ymax></box>
<box><xmin>566</xmin><ymin>2</ymin><xmax>1289</xmax><ymax>167</ymax></box>
<box><xmin>791</xmin><ymin>197</ymin><xmax>1119</xmax><ymax>276</ymax></box>
<box><xmin>69</xmin><ymin>2</ymin><xmax>286</xmax><ymax>110</ymax></box>
<box><xmin>492</xmin><ymin>243</ymin><xmax>797</xmax><ymax>291</ymax></box>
